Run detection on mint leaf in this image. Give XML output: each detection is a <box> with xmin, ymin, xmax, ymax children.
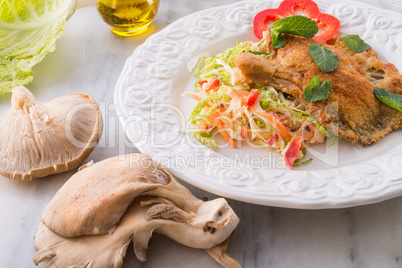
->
<box><xmin>304</xmin><ymin>76</ymin><xmax>332</xmax><ymax>102</ymax></box>
<box><xmin>309</xmin><ymin>44</ymin><xmax>339</xmax><ymax>73</ymax></box>
<box><xmin>340</xmin><ymin>35</ymin><xmax>371</xmax><ymax>53</ymax></box>
<box><xmin>374</xmin><ymin>87</ymin><xmax>402</xmax><ymax>112</ymax></box>
<box><xmin>271</xmin><ymin>15</ymin><xmax>319</xmax><ymax>48</ymax></box>
<box><xmin>271</xmin><ymin>27</ymin><xmax>287</xmax><ymax>49</ymax></box>
<box><xmin>273</xmin><ymin>16</ymin><xmax>319</xmax><ymax>38</ymax></box>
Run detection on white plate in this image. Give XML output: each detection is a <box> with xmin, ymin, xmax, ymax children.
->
<box><xmin>114</xmin><ymin>0</ymin><xmax>402</xmax><ymax>209</ymax></box>
<box><xmin>383</xmin><ymin>0</ymin><xmax>402</xmax><ymax>13</ymax></box>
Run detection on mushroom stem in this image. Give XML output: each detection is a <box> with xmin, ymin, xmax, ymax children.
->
<box><xmin>11</xmin><ymin>86</ymin><xmax>35</xmax><ymax>110</ymax></box>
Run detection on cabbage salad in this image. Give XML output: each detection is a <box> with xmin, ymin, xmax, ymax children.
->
<box><xmin>183</xmin><ymin>34</ymin><xmax>328</xmax><ymax>168</ymax></box>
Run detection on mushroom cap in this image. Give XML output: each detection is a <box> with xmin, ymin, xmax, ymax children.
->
<box><xmin>0</xmin><ymin>86</ymin><xmax>103</xmax><ymax>181</ymax></box>
<box><xmin>42</xmin><ymin>153</ymin><xmax>172</xmax><ymax>237</ymax></box>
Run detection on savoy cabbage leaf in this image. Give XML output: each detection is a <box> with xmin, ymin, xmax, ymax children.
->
<box><xmin>0</xmin><ymin>0</ymin><xmax>76</xmax><ymax>94</ymax></box>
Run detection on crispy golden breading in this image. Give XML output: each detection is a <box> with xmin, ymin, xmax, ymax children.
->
<box><xmin>234</xmin><ymin>34</ymin><xmax>402</xmax><ymax>145</ymax></box>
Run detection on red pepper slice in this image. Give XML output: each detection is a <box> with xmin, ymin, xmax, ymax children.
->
<box><xmin>246</xmin><ymin>89</ymin><xmax>259</xmax><ymax>107</ymax></box>
<box><xmin>274</xmin><ymin>113</ymin><xmax>291</xmax><ymax>127</ymax></box>
<box><xmin>283</xmin><ymin>136</ymin><xmax>304</xmax><ymax>168</ymax></box>
<box><xmin>253</xmin><ymin>9</ymin><xmax>285</xmax><ymax>41</ymax></box>
<box><xmin>279</xmin><ymin>0</ymin><xmax>319</xmax><ymax>17</ymax></box>
<box><xmin>204</xmin><ymin>77</ymin><xmax>221</xmax><ymax>92</ymax></box>
<box><xmin>205</xmin><ymin>124</ymin><xmax>213</xmax><ymax>130</ymax></box>
<box><xmin>253</xmin><ymin>0</ymin><xmax>340</xmax><ymax>42</ymax></box>
<box><xmin>267</xmin><ymin>133</ymin><xmax>279</xmax><ymax>146</ymax></box>
<box><xmin>198</xmin><ymin>80</ymin><xmax>208</xmax><ymax>89</ymax></box>
<box><xmin>273</xmin><ymin>113</ymin><xmax>290</xmax><ymax>122</ymax></box>
<box><xmin>314</xmin><ymin>13</ymin><xmax>340</xmax><ymax>42</ymax></box>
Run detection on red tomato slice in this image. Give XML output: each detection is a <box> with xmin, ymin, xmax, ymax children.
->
<box><xmin>246</xmin><ymin>89</ymin><xmax>259</xmax><ymax>107</ymax></box>
<box><xmin>283</xmin><ymin>136</ymin><xmax>304</xmax><ymax>168</ymax></box>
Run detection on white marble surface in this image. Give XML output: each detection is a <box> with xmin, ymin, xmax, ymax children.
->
<box><xmin>1</xmin><ymin>0</ymin><xmax>402</xmax><ymax>267</ymax></box>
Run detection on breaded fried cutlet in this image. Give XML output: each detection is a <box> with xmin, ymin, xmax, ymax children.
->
<box><xmin>234</xmin><ymin>33</ymin><xmax>402</xmax><ymax>145</ymax></box>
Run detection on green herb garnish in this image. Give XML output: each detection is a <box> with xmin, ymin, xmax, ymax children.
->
<box><xmin>271</xmin><ymin>15</ymin><xmax>319</xmax><ymax>49</ymax></box>
<box><xmin>304</xmin><ymin>75</ymin><xmax>332</xmax><ymax>102</ymax></box>
<box><xmin>374</xmin><ymin>87</ymin><xmax>402</xmax><ymax>112</ymax></box>
<box><xmin>340</xmin><ymin>35</ymin><xmax>371</xmax><ymax>53</ymax></box>
<box><xmin>309</xmin><ymin>44</ymin><xmax>339</xmax><ymax>73</ymax></box>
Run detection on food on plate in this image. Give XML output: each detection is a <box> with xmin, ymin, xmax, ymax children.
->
<box><xmin>236</xmin><ymin>29</ymin><xmax>402</xmax><ymax>145</ymax></box>
<box><xmin>33</xmin><ymin>153</ymin><xmax>240</xmax><ymax>267</ymax></box>
<box><xmin>0</xmin><ymin>86</ymin><xmax>102</xmax><ymax>181</ymax></box>
<box><xmin>184</xmin><ymin>0</ymin><xmax>402</xmax><ymax>168</ymax></box>
<box><xmin>183</xmin><ymin>18</ymin><xmax>328</xmax><ymax>168</ymax></box>
<box><xmin>0</xmin><ymin>0</ymin><xmax>76</xmax><ymax>94</ymax></box>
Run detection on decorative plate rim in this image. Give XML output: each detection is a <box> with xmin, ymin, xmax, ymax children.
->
<box><xmin>114</xmin><ymin>0</ymin><xmax>402</xmax><ymax>209</ymax></box>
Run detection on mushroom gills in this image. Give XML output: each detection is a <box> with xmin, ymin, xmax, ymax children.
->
<box><xmin>0</xmin><ymin>86</ymin><xmax>102</xmax><ymax>180</ymax></box>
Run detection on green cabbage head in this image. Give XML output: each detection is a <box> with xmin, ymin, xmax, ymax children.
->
<box><xmin>0</xmin><ymin>0</ymin><xmax>76</xmax><ymax>94</ymax></box>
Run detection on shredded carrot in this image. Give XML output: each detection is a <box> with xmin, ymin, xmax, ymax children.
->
<box><xmin>210</xmin><ymin>110</ymin><xmax>221</xmax><ymax>120</ymax></box>
<box><xmin>216</xmin><ymin>119</ymin><xmax>237</xmax><ymax>148</ymax></box>
<box><xmin>210</xmin><ymin>111</ymin><xmax>237</xmax><ymax>148</ymax></box>
<box><xmin>258</xmin><ymin>134</ymin><xmax>274</xmax><ymax>140</ymax></box>
<box><xmin>187</xmin><ymin>93</ymin><xmax>202</xmax><ymax>101</ymax></box>
<box><xmin>251</xmin><ymin>108</ymin><xmax>293</xmax><ymax>141</ymax></box>
<box><xmin>240</xmin><ymin>126</ymin><xmax>250</xmax><ymax>140</ymax></box>
<box><xmin>236</xmin><ymin>91</ymin><xmax>251</xmax><ymax>97</ymax></box>
<box><xmin>227</xmin><ymin>88</ymin><xmax>246</xmax><ymax>105</ymax></box>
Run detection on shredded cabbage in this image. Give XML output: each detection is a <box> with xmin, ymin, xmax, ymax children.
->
<box><xmin>189</xmin><ymin>92</ymin><xmax>230</xmax><ymax>123</ymax></box>
<box><xmin>184</xmin><ymin>39</ymin><xmax>329</xmax><ymax>167</ymax></box>
<box><xmin>195</xmin><ymin>42</ymin><xmax>250</xmax><ymax>85</ymax></box>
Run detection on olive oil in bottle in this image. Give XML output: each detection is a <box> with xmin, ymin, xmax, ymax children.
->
<box><xmin>97</xmin><ymin>0</ymin><xmax>159</xmax><ymax>36</ymax></box>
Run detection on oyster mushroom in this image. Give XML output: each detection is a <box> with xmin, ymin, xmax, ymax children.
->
<box><xmin>34</xmin><ymin>153</ymin><xmax>240</xmax><ymax>267</ymax></box>
<box><xmin>0</xmin><ymin>86</ymin><xmax>102</xmax><ymax>181</ymax></box>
